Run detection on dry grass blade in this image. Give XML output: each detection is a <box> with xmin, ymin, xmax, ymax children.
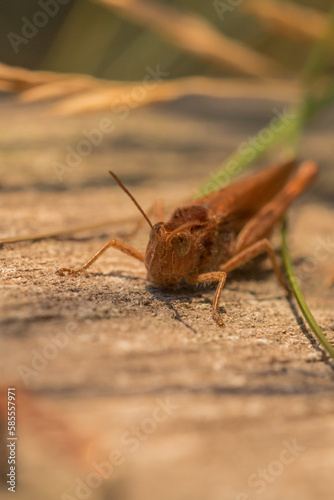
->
<box><xmin>243</xmin><ymin>0</ymin><xmax>328</xmax><ymax>44</ymax></box>
<box><xmin>0</xmin><ymin>61</ymin><xmax>67</xmax><ymax>91</ymax></box>
<box><xmin>92</xmin><ymin>0</ymin><xmax>283</xmax><ymax>77</ymax></box>
<box><xmin>0</xmin><ymin>62</ymin><xmax>129</xmax><ymax>105</ymax></box>
<box><xmin>0</xmin><ymin>62</ymin><xmax>297</xmax><ymax>115</ymax></box>
<box><xmin>18</xmin><ymin>79</ymin><xmax>102</xmax><ymax>102</ymax></box>
<box><xmin>0</xmin><ymin>215</ymin><xmax>138</xmax><ymax>245</ymax></box>
<box><xmin>53</xmin><ymin>76</ymin><xmax>297</xmax><ymax>115</ymax></box>
<box><xmin>0</xmin><ymin>62</ymin><xmax>99</xmax><ymax>94</ymax></box>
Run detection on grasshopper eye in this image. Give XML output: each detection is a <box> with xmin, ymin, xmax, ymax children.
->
<box><xmin>149</xmin><ymin>222</ymin><xmax>164</xmax><ymax>242</ymax></box>
<box><xmin>171</xmin><ymin>232</ymin><xmax>192</xmax><ymax>257</ymax></box>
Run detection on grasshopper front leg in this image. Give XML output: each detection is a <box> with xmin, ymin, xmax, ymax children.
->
<box><xmin>56</xmin><ymin>239</ymin><xmax>144</xmax><ymax>276</ymax></box>
<box><xmin>195</xmin><ymin>271</ymin><xmax>227</xmax><ymax>327</ymax></box>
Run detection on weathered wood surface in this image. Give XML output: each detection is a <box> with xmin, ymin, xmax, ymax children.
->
<box><xmin>1</xmin><ymin>93</ymin><xmax>334</xmax><ymax>500</ymax></box>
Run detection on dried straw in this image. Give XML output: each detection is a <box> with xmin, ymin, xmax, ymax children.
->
<box><xmin>92</xmin><ymin>0</ymin><xmax>283</xmax><ymax>77</ymax></box>
<box><xmin>243</xmin><ymin>0</ymin><xmax>327</xmax><ymax>44</ymax></box>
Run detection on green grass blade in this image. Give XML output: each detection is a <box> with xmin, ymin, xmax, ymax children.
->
<box><xmin>281</xmin><ymin>218</ymin><xmax>334</xmax><ymax>360</ymax></box>
<box><xmin>194</xmin><ymin>107</ymin><xmax>299</xmax><ymax>198</ymax></box>
<box><xmin>302</xmin><ymin>5</ymin><xmax>334</xmax><ymax>86</ymax></box>
<box><xmin>196</xmin><ymin>5</ymin><xmax>334</xmax><ymax>200</ymax></box>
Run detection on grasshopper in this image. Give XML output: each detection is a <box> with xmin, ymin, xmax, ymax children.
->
<box><xmin>57</xmin><ymin>159</ymin><xmax>318</xmax><ymax>326</ymax></box>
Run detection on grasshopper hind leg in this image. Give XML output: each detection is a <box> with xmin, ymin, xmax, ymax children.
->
<box><xmin>220</xmin><ymin>238</ymin><xmax>290</xmax><ymax>292</ymax></box>
<box><xmin>195</xmin><ymin>239</ymin><xmax>290</xmax><ymax>327</ymax></box>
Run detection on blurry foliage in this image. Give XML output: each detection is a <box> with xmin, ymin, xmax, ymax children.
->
<box><xmin>1</xmin><ymin>0</ymin><xmax>333</xmax><ymax>80</ymax></box>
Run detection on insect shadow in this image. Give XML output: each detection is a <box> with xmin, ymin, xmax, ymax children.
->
<box><xmin>147</xmin><ymin>281</ymin><xmax>225</xmax><ymax>333</ymax></box>
<box><xmin>88</xmin><ymin>271</ymin><xmax>143</xmax><ymax>281</ymax></box>
<box><xmin>225</xmin><ymin>259</ymin><xmax>273</xmax><ymax>283</ymax></box>
<box><xmin>84</xmin><ymin>272</ymin><xmax>201</xmax><ymax>331</ymax></box>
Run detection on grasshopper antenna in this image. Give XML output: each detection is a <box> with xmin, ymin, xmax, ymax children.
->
<box><xmin>109</xmin><ymin>171</ymin><xmax>159</xmax><ymax>237</ymax></box>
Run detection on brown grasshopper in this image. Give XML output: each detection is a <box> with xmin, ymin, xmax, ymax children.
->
<box><xmin>57</xmin><ymin>159</ymin><xmax>318</xmax><ymax>326</ymax></box>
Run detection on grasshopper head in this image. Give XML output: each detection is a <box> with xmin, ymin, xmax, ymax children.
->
<box><xmin>107</xmin><ymin>172</ymin><xmax>202</xmax><ymax>287</ymax></box>
<box><xmin>145</xmin><ymin>222</ymin><xmax>198</xmax><ymax>287</ymax></box>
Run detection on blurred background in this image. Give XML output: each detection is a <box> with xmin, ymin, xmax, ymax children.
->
<box><xmin>1</xmin><ymin>0</ymin><xmax>334</xmax><ymax>194</ymax></box>
<box><xmin>1</xmin><ymin>0</ymin><xmax>333</xmax><ymax>79</ymax></box>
